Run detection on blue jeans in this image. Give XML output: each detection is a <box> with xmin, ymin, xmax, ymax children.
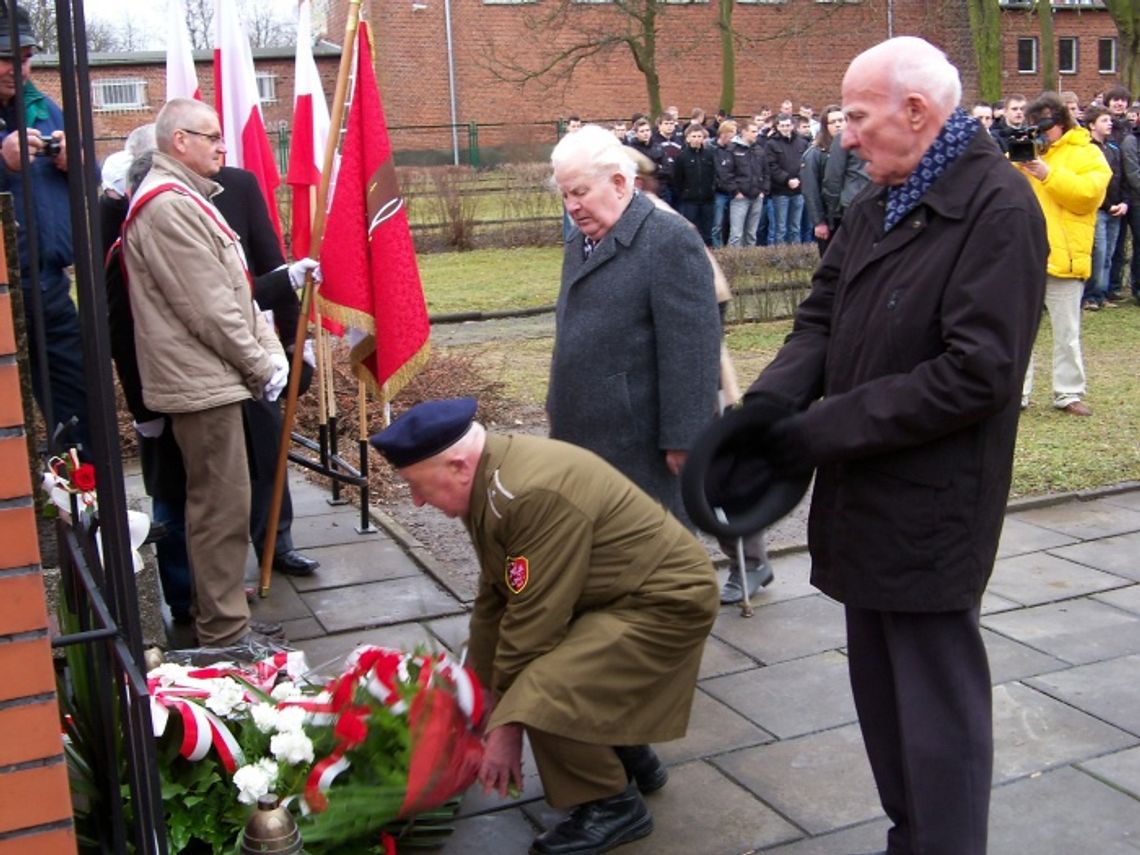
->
<box><xmin>711</xmin><ymin>192</ymin><xmax>730</xmax><ymax>248</ymax></box>
<box><xmin>760</xmin><ymin>196</ymin><xmax>776</xmax><ymax>245</ymax></box>
<box><xmin>729</xmin><ymin>195</ymin><xmax>764</xmax><ymax>247</ymax></box>
<box><xmin>771</xmin><ymin>194</ymin><xmax>805</xmax><ymax>245</ymax></box>
<box><xmin>1085</xmin><ymin>210</ymin><xmax>1122</xmax><ymax>306</ymax></box>
<box><xmin>152</xmin><ymin>496</ymin><xmax>193</xmax><ymax>618</ymax></box>
<box><xmin>22</xmin><ymin>268</ymin><xmax>89</xmax><ymax>451</ymax></box>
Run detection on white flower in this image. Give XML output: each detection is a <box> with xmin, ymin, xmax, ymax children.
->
<box><xmin>204</xmin><ymin>678</ymin><xmax>247</xmax><ymax>719</ymax></box>
<box><xmin>148</xmin><ymin>662</ymin><xmax>191</xmax><ymax>684</ymax></box>
<box><xmin>270</xmin><ymin>730</ymin><xmax>315</xmax><ymax>766</ymax></box>
<box><xmin>250</xmin><ymin>703</ymin><xmax>280</xmax><ymax>734</ymax></box>
<box><xmin>275</xmin><ymin>706</ymin><xmax>307</xmax><ymax>734</ymax></box>
<box><xmin>233</xmin><ymin>757</ymin><xmax>279</xmax><ymax>805</ymax></box>
<box><xmin>270</xmin><ymin>681</ymin><xmax>302</xmax><ymax>701</ymax></box>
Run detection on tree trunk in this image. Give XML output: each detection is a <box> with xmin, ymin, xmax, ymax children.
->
<box><xmin>1104</xmin><ymin>0</ymin><xmax>1140</xmax><ymax>96</ymax></box>
<box><xmin>966</xmin><ymin>0</ymin><xmax>1002</xmax><ymax>102</ymax></box>
<box><xmin>718</xmin><ymin>0</ymin><xmax>735</xmax><ymax>114</ymax></box>
<box><xmin>1036</xmin><ymin>0</ymin><xmax>1056</xmax><ymax>92</ymax></box>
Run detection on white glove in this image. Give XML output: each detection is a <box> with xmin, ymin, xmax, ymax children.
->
<box><xmin>288</xmin><ymin>257</ymin><xmax>321</xmax><ymax>290</ymax></box>
<box><xmin>263</xmin><ymin>354</ymin><xmax>290</xmax><ymax>402</ymax></box>
<box><xmin>302</xmin><ymin>338</ymin><xmax>316</xmax><ymax>368</ymax></box>
<box><xmin>134</xmin><ymin>417</ymin><xmax>165</xmax><ymax>439</ymax></box>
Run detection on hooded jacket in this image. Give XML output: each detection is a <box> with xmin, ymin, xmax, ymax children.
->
<box><xmin>1022</xmin><ymin>125</ymin><xmax>1110</xmax><ymax>280</ymax></box>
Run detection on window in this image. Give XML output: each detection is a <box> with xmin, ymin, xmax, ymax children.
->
<box><xmin>736</xmin><ymin>0</ymin><xmax>786</xmax><ymax>4</ymax></box>
<box><xmin>1058</xmin><ymin>37</ymin><xmax>1077</xmax><ymax>75</ymax></box>
<box><xmin>92</xmin><ymin>78</ymin><xmax>147</xmax><ymax>111</ymax></box>
<box><xmin>255</xmin><ymin>72</ymin><xmax>277</xmax><ymax>104</ymax></box>
<box><xmin>1017</xmin><ymin>37</ymin><xmax>1038</xmax><ymax>74</ymax></box>
<box><xmin>1099</xmin><ymin>37</ymin><xmax>1117</xmax><ymax>74</ymax></box>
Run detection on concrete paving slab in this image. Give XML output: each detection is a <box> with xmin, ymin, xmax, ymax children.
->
<box><xmin>424</xmin><ymin>613</ymin><xmax>473</xmax><ymax>655</ymax></box>
<box><xmin>291</xmin><ymin>623</ymin><xmax>446</xmax><ymax>676</ymax></box>
<box><xmin>987</xmin><ymin>551</ymin><xmax>1128</xmax><ymax>606</ymax></box>
<box><xmin>1009</xmin><ymin>498</ymin><xmax>1140</xmax><ymax>540</ymax></box>
<box><xmin>286</xmin><ymin>539</ymin><xmax>423</xmax><ymax>591</ymax></box>
<box><xmin>440</xmin><ymin>810</ymin><xmax>538</xmax><ymax>854</ymax></box>
<box><xmin>1027</xmin><ymin>654</ymin><xmax>1140</xmax><ymax>736</ymax></box>
<box><xmin>992</xmin><ymin>682</ymin><xmax>1138</xmax><ymax>783</ymax></box>
<box><xmin>988</xmin><ymin>765</ymin><xmax>1140</xmax><ymax>854</ymax></box>
<box><xmin>757</xmin><ymin>550</ymin><xmax>819</xmax><ymax>604</ymax></box>
<box><xmin>457</xmin><ymin>736</ymin><xmax>544</xmax><ymax>818</ymax></box>
<box><xmin>996</xmin><ymin>516</ymin><xmax>1079</xmax><ymax>558</ymax></box>
<box><xmin>712</xmin><ymin>595</ymin><xmax>846</xmax><ymax>666</ymax></box>
<box><xmin>702</xmin><ymin>651</ymin><xmax>856</xmax><ymax>740</ymax></box>
<box><xmin>655</xmin><ymin>688</ymin><xmax>773</xmax><ymax>767</ymax></box>
<box><xmin>301</xmin><ymin>576</ymin><xmax>464</xmax><ymax>633</ymax></box>
<box><xmin>712</xmin><ymin>723</ymin><xmax>883</xmax><ymax>836</ymax></box>
<box><xmin>286</xmin><ymin>477</ymin><xmax>349</xmax><ymax>515</ymax></box>
<box><xmin>288</xmin><ymin>511</ymin><xmax>387</xmax><ymax>549</ymax></box>
<box><xmin>247</xmin><ymin>577</ymin><xmax>312</xmax><ymax>623</ymax></box>
<box><xmin>524</xmin><ymin>760</ymin><xmax>803</xmax><ymax>854</ymax></box>
<box><xmin>762</xmin><ymin>818</ymin><xmax>891</xmax><ymax>855</ymax></box>
<box><xmin>982</xmin><ymin>598</ymin><xmax>1140</xmax><ymax>665</ymax></box>
<box><xmin>1100</xmin><ymin>490</ymin><xmax>1140</xmax><ymax>512</ymax></box>
<box><xmin>981</xmin><ymin>627</ymin><xmax>1067</xmax><ymax>684</ymax></box>
<box><xmin>278</xmin><ymin>615</ymin><xmax>324</xmax><ymax>642</ymax></box>
<box><xmin>1048</xmin><ymin>531</ymin><xmax>1140</xmax><ymax>581</ymax></box>
<box><xmin>699</xmin><ymin>635</ymin><xmax>759</xmax><ymax>680</ymax></box>
<box><xmin>980</xmin><ymin>588</ymin><xmax>1021</xmax><ymax>615</ymax></box>
<box><xmin>1079</xmin><ymin>744</ymin><xmax>1140</xmax><ymax>800</ymax></box>
<box><xmin>1093</xmin><ymin>583</ymin><xmax>1140</xmax><ymax>615</ymax></box>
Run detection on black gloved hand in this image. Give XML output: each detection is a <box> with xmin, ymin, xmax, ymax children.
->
<box><xmin>763</xmin><ymin>412</ymin><xmax>815</xmax><ymax>477</ymax></box>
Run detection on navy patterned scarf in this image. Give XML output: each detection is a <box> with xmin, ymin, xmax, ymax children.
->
<box><xmin>884</xmin><ymin>108</ymin><xmax>979</xmax><ymax>232</ymax></box>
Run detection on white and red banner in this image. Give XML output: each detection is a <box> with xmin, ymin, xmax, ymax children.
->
<box><xmin>285</xmin><ymin>0</ymin><xmax>330</xmax><ymax>260</ymax></box>
<box><xmin>213</xmin><ymin>0</ymin><xmax>284</xmax><ymax>250</ymax></box>
<box><xmin>165</xmin><ymin>0</ymin><xmax>201</xmax><ymax>101</ymax></box>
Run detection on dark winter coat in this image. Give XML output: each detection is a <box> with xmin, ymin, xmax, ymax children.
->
<box><xmin>728</xmin><ymin>138</ymin><xmax>769</xmax><ymax>199</ymax></box>
<box><xmin>766</xmin><ymin>131</ymin><xmax>810</xmax><ymax>196</ymax></box>
<box><xmin>747</xmin><ymin>127</ymin><xmax>1048</xmax><ymax>612</ymax></box>
<box><xmin>1092</xmin><ymin>138</ymin><xmax>1128</xmax><ymax>211</ymax></box>
<box><xmin>673</xmin><ymin>144</ymin><xmax>718</xmax><ymax>203</ymax></box>
<box><xmin>713</xmin><ymin>142</ymin><xmax>736</xmax><ymax>194</ymax></box>
<box><xmin>548</xmin><ymin>192</ymin><xmax>722</xmax><ymax>523</ymax></box>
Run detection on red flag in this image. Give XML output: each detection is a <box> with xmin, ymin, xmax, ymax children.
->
<box><xmin>318</xmin><ymin>23</ymin><xmax>430</xmax><ymax>404</ymax></box>
<box><xmin>286</xmin><ymin>0</ymin><xmax>329</xmax><ymax>260</ymax></box>
<box><xmin>166</xmin><ymin>0</ymin><xmax>201</xmax><ymax>101</ymax></box>
<box><xmin>214</xmin><ymin>0</ymin><xmax>284</xmax><ymax>252</ymax></box>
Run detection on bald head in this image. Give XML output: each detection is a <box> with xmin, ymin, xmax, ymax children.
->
<box><xmin>154</xmin><ymin>98</ymin><xmax>227</xmax><ymax>177</ymax></box>
<box><xmin>840</xmin><ymin>37</ymin><xmax>963</xmax><ymax>186</ymax></box>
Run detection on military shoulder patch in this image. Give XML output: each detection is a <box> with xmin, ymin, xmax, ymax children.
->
<box><xmin>505</xmin><ymin>556</ymin><xmax>529</xmax><ymax>594</ymax></box>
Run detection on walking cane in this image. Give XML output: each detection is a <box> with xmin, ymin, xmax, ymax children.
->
<box><xmin>736</xmin><ymin>535</ymin><xmax>754</xmax><ymax>618</ymax></box>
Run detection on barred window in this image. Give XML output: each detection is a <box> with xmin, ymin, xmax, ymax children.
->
<box><xmin>92</xmin><ymin>78</ymin><xmax>147</xmax><ymax>112</ymax></box>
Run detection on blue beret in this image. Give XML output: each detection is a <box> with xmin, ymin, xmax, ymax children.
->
<box><xmin>368</xmin><ymin>398</ymin><xmax>478</xmax><ymax>468</ymax></box>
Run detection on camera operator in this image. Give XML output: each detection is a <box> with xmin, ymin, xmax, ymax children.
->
<box><xmin>992</xmin><ymin>93</ymin><xmax>1028</xmax><ymax>154</ymax></box>
<box><xmin>1016</xmin><ymin>92</ymin><xmax>1110</xmax><ymax>417</ymax></box>
<box><xmin>0</xmin><ymin>5</ymin><xmax>87</xmax><ymax>449</ymax></box>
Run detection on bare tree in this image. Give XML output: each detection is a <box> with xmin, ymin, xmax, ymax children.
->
<box><xmin>1104</xmin><ymin>0</ymin><xmax>1140</xmax><ymax>95</ymax></box>
<box><xmin>23</xmin><ymin>0</ymin><xmax>56</xmax><ymax>53</ymax></box>
<box><xmin>966</xmin><ymin>0</ymin><xmax>1002</xmax><ymax>102</ymax></box>
<box><xmin>184</xmin><ymin>0</ymin><xmax>213</xmax><ymax>51</ymax></box>
<box><xmin>85</xmin><ymin>17</ymin><xmax>121</xmax><ymax>53</ymax></box>
<box><xmin>184</xmin><ymin>0</ymin><xmax>296</xmax><ymax>50</ymax></box>
<box><xmin>1035</xmin><ymin>0</ymin><xmax>1056</xmax><ymax>92</ymax></box>
<box><xmin>717</xmin><ymin>0</ymin><xmax>734</xmax><ymax>114</ymax></box>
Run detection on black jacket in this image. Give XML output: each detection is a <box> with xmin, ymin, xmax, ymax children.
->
<box><xmin>766</xmin><ymin>132</ymin><xmax>809</xmax><ymax>196</ymax></box>
<box><xmin>747</xmin><ymin>128</ymin><xmax>1047</xmax><ymax>611</ymax></box>
<box><xmin>673</xmin><ymin>145</ymin><xmax>717</xmax><ymax>203</ymax></box>
<box><xmin>728</xmin><ymin>138</ymin><xmax>769</xmax><ymax>199</ymax></box>
<box><xmin>1093</xmin><ymin>138</ymin><xmax>1128</xmax><ymax>210</ymax></box>
<box><xmin>713</xmin><ymin>142</ymin><xmax>736</xmax><ymax>194</ymax></box>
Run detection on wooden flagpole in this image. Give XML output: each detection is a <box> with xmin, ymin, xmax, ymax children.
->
<box><xmin>259</xmin><ymin>0</ymin><xmax>365</xmax><ymax>596</ymax></box>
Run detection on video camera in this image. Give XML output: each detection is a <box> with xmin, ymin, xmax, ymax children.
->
<box><xmin>1007</xmin><ymin>116</ymin><xmax>1058</xmax><ymax>163</ymax></box>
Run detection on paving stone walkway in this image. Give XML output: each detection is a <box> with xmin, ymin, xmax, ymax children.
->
<box><xmin>134</xmin><ymin>464</ymin><xmax>1140</xmax><ymax>854</ymax></box>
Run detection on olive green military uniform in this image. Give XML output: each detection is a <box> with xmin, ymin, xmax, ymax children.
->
<box><xmin>465</xmin><ymin>434</ymin><xmax>718</xmax><ymax>806</ymax></box>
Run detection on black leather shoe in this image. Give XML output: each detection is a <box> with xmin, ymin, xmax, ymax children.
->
<box><xmin>272</xmin><ymin>550</ymin><xmax>320</xmax><ymax>577</ymax></box>
<box><xmin>530</xmin><ymin>783</ymin><xmax>652</xmax><ymax>855</ymax></box>
<box><xmin>614</xmin><ymin>744</ymin><xmax>668</xmax><ymax>794</ymax></box>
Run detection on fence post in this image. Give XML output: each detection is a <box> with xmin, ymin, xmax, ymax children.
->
<box><xmin>467</xmin><ymin>121</ymin><xmax>480</xmax><ymax>170</ymax></box>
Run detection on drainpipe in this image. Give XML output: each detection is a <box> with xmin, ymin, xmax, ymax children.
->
<box><xmin>444</xmin><ymin>0</ymin><xmax>460</xmax><ymax>165</ymax></box>
<box><xmin>886</xmin><ymin>0</ymin><xmax>894</xmax><ymax>39</ymax></box>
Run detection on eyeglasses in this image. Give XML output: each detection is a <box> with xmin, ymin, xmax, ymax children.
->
<box><xmin>179</xmin><ymin>128</ymin><xmax>225</xmax><ymax>145</ymax></box>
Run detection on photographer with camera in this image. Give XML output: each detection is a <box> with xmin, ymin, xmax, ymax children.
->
<box><xmin>1016</xmin><ymin>92</ymin><xmax>1111</xmax><ymax>417</ymax></box>
<box><xmin>0</xmin><ymin>5</ymin><xmax>87</xmax><ymax>450</ymax></box>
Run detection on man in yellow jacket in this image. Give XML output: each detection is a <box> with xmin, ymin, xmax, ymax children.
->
<box><xmin>1016</xmin><ymin>91</ymin><xmax>1110</xmax><ymax>416</ymax></box>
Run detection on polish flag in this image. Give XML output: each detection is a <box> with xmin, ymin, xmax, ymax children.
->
<box><xmin>213</xmin><ymin>0</ymin><xmax>284</xmax><ymax>250</ymax></box>
<box><xmin>286</xmin><ymin>0</ymin><xmax>330</xmax><ymax>259</ymax></box>
<box><xmin>165</xmin><ymin>0</ymin><xmax>200</xmax><ymax>101</ymax></box>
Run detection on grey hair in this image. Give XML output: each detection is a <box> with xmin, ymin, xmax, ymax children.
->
<box><xmin>861</xmin><ymin>36</ymin><xmax>962</xmax><ymax>115</ymax></box>
<box><xmin>127</xmin><ymin>150</ymin><xmax>156</xmax><ymax>196</ymax></box>
<box><xmin>125</xmin><ymin>123</ymin><xmax>156</xmax><ymax>158</ymax></box>
<box><xmin>550</xmin><ymin>124</ymin><xmax>637</xmax><ymax>187</ymax></box>
<box><xmin>154</xmin><ymin>98</ymin><xmax>216</xmax><ymax>153</ymax></box>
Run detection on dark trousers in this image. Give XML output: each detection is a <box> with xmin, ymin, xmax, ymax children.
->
<box><xmin>845</xmin><ymin>605</ymin><xmax>992</xmax><ymax>855</ymax></box>
<box><xmin>244</xmin><ymin>396</ymin><xmax>294</xmax><ymax>559</ymax></box>
<box><xmin>1128</xmin><ymin>205</ymin><xmax>1140</xmax><ymax>297</ymax></box>
<box><xmin>22</xmin><ymin>269</ymin><xmax>89</xmax><ymax>451</ymax></box>
<box><xmin>679</xmin><ymin>200</ymin><xmax>716</xmax><ymax>246</ymax></box>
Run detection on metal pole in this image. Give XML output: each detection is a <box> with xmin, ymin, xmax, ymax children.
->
<box><xmin>443</xmin><ymin>0</ymin><xmax>460</xmax><ymax>166</ymax></box>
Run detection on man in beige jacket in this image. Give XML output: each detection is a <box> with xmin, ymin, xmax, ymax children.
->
<box><xmin>371</xmin><ymin>398</ymin><xmax>718</xmax><ymax>855</ymax></box>
<box><xmin>123</xmin><ymin>98</ymin><xmax>286</xmax><ymax>648</ymax></box>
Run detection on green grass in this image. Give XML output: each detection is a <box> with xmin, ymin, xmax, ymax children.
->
<box><xmin>439</xmin><ymin>303</ymin><xmax>1140</xmax><ymax>499</ymax></box>
<box><xmin>418</xmin><ymin>247</ymin><xmax>562</xmax><ymax>314</ymax></box>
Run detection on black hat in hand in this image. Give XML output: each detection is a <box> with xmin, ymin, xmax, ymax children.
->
<box><xmin>681</xmin><ymin>397</ymin><xmax>813</xmax><ymax>539</ymax></box>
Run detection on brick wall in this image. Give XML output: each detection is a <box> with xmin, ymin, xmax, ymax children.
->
<box><xmin>0</xmin><ymin>231</ymin><xmax>75</xmax><ymax>852</ymax></box>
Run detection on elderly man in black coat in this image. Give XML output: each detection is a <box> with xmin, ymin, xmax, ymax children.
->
<box><xmin>729</xmin><ymin>37</ymin><xmax>1047</xmax><ymax>855</ymax></box>
<box><xmin>547</xmin><ymin>124</ymin><xmax>722</xmax><ymax>530</ymax></box>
